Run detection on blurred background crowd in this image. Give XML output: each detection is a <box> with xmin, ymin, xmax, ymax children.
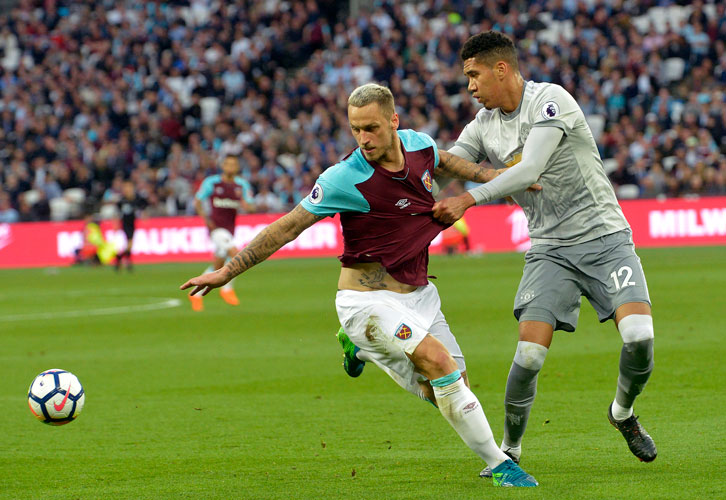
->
<box><xmin>1</xmin><ymin>0</ymin><xmax>725</xmax><ymax>223</ymax></box>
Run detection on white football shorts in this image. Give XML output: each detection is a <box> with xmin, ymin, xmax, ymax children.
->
<box><xmin>335</xmin><ymin>281</ymin><xmax>465</xmax><ymax>389</ymax></box>
<box><xmin>210</xmin><ymin>228</ymin><xmax>235</xmax><ymax>258</ymax></box>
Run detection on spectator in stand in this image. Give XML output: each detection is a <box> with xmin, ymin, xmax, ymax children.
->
<box><xmin>0</xmin><ymin>0</ymin><xmax>724</xmax><ymax>221</ymax></box>
<box><xmin>0</xmin><ymin>192</ymin><xmax>19</xmax><ymax>223</ymax></box>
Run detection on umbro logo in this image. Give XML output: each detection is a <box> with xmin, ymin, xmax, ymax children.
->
<box><xmin>396</xmin><ymin>198</ymin><xmax>411</xmax><ymax>209</ymax></box>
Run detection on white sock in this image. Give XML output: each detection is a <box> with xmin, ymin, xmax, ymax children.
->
<box><xmin>500</xmin><ymin>442</ymin><xmax>522</xmax><ymax>461</ymax></box>
<box><xmin>611</xmin><ymin>399</ymin><xmax>633</xmax><ymax>421</ymax></box>
<box><xmin>432</xmin><ymin>374</ymin><xmax>508</xmax><ymax>469</ymax></box>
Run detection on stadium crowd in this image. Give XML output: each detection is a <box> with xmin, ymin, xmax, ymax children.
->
<box><xmin>0</xmin><ymin>0</ymin><xmax>725</xmax><ymax>223</ymax></box>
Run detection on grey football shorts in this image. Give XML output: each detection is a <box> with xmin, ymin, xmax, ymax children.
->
<box><xmin>514</xmin><ymin>229</ymin><xmax>651</xmax><ymax>332</ymax></box>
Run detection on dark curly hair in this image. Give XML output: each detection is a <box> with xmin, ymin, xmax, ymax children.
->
<box><xmin>460</xmin><ymin>31</ymin><xmax>519</xmax><ymax>71</ymax></box>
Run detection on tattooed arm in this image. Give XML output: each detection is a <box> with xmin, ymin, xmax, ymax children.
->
<box><xmin>180</xmin><ymin>204</ymin><xmax>324</xmax><ymax>295</ymax></box>
<box><xmin>435</xmin><ymin>150</ymin><xmax>503</xmax><ymax>184</ymax></box>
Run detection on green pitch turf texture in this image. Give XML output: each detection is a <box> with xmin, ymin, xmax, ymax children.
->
<box><xmin>1</xmin><ymin>246</ymin><xmax>724</xmax><ymax>500</ymax></box>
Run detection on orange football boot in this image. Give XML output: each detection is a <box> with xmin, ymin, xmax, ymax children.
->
<box><xmin>219</xmin><ymin>288</ymin><xmax>239</xmax><ymax>306</ymax></box>
<box><xmin>188</xmin><ymin>294</ymin><xmax>204</xmax><ymax>311</ymax></box>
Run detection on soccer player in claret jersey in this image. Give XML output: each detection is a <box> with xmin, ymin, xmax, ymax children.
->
<box><xmin>182</xmin><ymin>83</ymin><xmax>538</xmax><ymax>487</ymax></box>
<box><xmin>191</xmin><ymin>154</ymin><xmax>255</xmax><ymax>311</ymax></box>
<box><xmin>432</xmin><ymin>31</ymin><xmax>657</xmax><ymax>476</ymax></box>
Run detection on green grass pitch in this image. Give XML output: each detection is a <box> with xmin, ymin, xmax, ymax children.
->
<box><xmin>1</xmin><ymin>246</ymin><xmax>724</xmax><ymax>499</ymax></box>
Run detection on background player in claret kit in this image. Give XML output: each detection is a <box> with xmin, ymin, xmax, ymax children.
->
<box><xmin>182</xmin><ymin>83</ymin><xmax>538</xmax><ymax>487</ymax></box>
<box><xmin>191</xmin><ymin>154</ymin><xmax>255</xmax><ymax>311</ymax></box>
<box><xmin>116</xmin><ymin>181</ymin><xmax>147</xmax><ymax>272</ymax></box>
<box><xmin>432</xmin><ymin>31</ymin><xmax>658</xmax><ymax>476</ymax></box>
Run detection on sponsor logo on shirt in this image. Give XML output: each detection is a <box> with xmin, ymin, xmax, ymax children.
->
<box><xmin>394</xmin><ymin>323</ymin><xmax>412</xmax><ymax>340</ymax></box>
<box><xmin>541</xmin><ymin>101</ymin><xmax>560</xmax><ymax>120</ymax></box>
<box><xmin>212</xmin><ymin>198</ymin><xmax>241</xmax><ymax>209</ymax></box>
<box><xmin>421</xmin><ymin>170</ymin><xmax>433</xmax><ymax>192</ymax></box>
<box><xmin>309</xmin><ymin>183</ymin><xmax>323</xmax><ymax>205</ymax></box>
<box><xmin>396</xmin><ymin>198</ymin><xmax>411</xmax><ymax>209</ymax></box>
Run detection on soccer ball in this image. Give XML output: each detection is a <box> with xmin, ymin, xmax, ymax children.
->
<box><xmin>28</xmin><ymin>369</ymin><xmax>85</xmax><ymax>425</ymax></box>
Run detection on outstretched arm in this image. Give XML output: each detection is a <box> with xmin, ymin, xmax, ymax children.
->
<box><xmin>180</xmin><ymin>204</ymin><xmax>324</xmax><ymax>295</ymax></box>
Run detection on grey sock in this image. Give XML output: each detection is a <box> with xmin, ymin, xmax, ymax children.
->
<box><xmin>615</xmin><ymin>338</ymin><xmax>654</xmax><ymax>409</ymax></box>
<box><xmin>503</xmin><ymin>361</ymin><xmax>540</xmax><ymax>447</ymax></box>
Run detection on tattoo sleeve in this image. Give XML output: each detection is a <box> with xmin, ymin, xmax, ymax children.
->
<box><xmin>435</xmin><ymin>150</ymin><xmax>500</xmax><ymax>183</ymax></box>
<box><xmin>224</xmin><ymin>204</ymin><xmax>324</xmax><ymax>279</ymax></box>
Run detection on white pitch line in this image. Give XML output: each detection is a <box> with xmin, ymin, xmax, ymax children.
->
<box><xmin>0</xmin><ymin>298</ymin><xmax>181</xmax><ymax>322</ymax></box>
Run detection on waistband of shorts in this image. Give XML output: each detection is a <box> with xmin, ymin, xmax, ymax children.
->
<box><xmin>336</xmin><ymin>281</ymin><xmax>433</xmax><ymax>297</ymax></box>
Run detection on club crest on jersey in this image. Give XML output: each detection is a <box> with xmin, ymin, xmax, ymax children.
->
<box><xmin>421</xmin><ymin>170</ymin><xmax>433</xmax><ymax>192</ymax></box>
<box><xmin>308</xmin><ymin>183</ymin><xmax>323</xmax><ymax>205</ymax></box>
<box><xmin>394</xmin><ymin>323</ymin><xmax>412</xmax><ymax>340</ymax></box>
<box><xmin>541</xmin><ymin>101</ymin><xmax>560</xmax><ymax>120</ymax></box>
<box><xmin>519</xmin><ymin>289</ymin><xmax>536</xmax><ymax>303</ymax></box>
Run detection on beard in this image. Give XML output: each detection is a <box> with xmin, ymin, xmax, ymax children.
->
<box><xmin>362</xmin><ymin>131</ymin><xmax>396</xmax><ymax>164</ymax></box>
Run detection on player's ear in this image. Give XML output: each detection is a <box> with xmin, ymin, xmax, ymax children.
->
<box><xmin>391</xmin><ymin>112</ymin><xmax>399</xmax><ymax>130</ymax></box>
<box><xmin>494</xmin><ymin>60</ymin><xmax>508</xmax><ymax>79</ymax></box>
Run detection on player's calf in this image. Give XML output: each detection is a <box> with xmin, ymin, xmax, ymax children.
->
<box><xmin>613</xmin><ymin>314</ymin><xmax>654</xmax><ymax>418</ymax></box>
<box><xmin>610</xmin><ymin>314</ymin><xmax>656</xmax><ymax>462</ymax></box>
<box><xmin>502</xmin><ymin>341</ymin><xmax>548</xmax><ymax>450</ymax></box>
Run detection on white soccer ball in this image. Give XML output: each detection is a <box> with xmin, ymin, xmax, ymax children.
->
<box><xmin>28</xmin><ymin>369</ymin><xmax>85</xmax><ymax>425</ymax></box>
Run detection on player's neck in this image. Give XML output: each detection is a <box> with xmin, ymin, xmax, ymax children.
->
<box><xmin>501</xmin><ymin>75</ymin><xmax>525</xmax><ymax>114</ymax></box>
<box><xmin>376</xmin><ymin>133</ymin><xmax>405</xmax><ymax>172</ymax></box>
<box><xmin>221</xmin><ymin>174</ymin><xmax>234</xmax><ymax>182</ymax></box>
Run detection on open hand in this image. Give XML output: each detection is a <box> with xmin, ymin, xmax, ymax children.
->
<box><xmin>180</xmin><ymin>269</ymin><xmax>231</xmax><ymax>296</ymax></box>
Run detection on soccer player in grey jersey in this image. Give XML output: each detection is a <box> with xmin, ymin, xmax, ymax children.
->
<box><xmin>433</xmin><ymin>31</ymin><xmax>657</xmax><ymax>473</ymax></box>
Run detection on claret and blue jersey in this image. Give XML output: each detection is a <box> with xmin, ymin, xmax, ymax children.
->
<box><xmin>301</xmin><ymin>129</ymin><xmax>448</xmax><ymax>286</ymax></box>
<box><xmin>195</xmin><ymin>175</ymin><xmax>254</xmax><ymax>234</ymax></box>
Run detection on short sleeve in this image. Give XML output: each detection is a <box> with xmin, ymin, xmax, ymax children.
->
<box><xmin>236</xmin><ymin>178</ymin><xmax>255</xmax><ymax>203</ymax></box>
<box><xmin>195</xmin><ymin>177</ymin><xmax>215</xmax><ymax>200</ymax></box>
<box><xmin>417</xmin><ymin>131</ymin><xmax>439</xmax><ymax>168</ymax></box>
<box><xmin>452</xmin><ymin>118</ymin><xmax>488</xmax><ymax>163</ymax></box>
<box><xmin>530</xmin><ymin>85</ymin><xmax>581</xmax><ymax>136</ymax></box>
<box><xmin>300</xmin><ymin>163</ymin><xmax>371</xmax><ymax>218</ymax></box>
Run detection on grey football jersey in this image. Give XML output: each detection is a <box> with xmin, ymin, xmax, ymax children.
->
<box><xmin>452</xmin><ymin>81</ymin><xmax>629</xmax><ymax>246</ymax></box>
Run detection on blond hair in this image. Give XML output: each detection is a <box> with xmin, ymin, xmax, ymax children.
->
<box><xmin>348</xmin><ymin>83</ymin><xmax>395</xmax><ymax>117</ymax></box>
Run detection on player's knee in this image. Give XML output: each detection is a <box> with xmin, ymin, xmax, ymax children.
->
<box><xmin>513</xmin><ymin>341</ymin><xmax>548</xmax><ymax>372</ymax></box>
<box><xmin>505</xmin><ymin>342</ymin><xmax>547</xmax><ymax>407</ymax></box>
<box><xmin>411</xmin><ymin>338</ymin><xmax>457</xmax><ymax>379</ymax></box>
<box><xmin>427</xmin><ymin>348</ymin><xmax>457</xmax><ymax>375</ymax></box>
<box><xmin>618</xmin><ymin>314</ymin><xmax>654</xmax><ymax>344</ymax></box>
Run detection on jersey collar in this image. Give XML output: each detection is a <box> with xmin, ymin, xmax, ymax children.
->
<box><xmin>362</xmin><ymin>139</ymin><xmax>409</xmax><ymax>179</ymax></box>
<box><xmin>500</xmin><ymin>80</ymin><xmax>528</xmax><ymax>122</ymax></box>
